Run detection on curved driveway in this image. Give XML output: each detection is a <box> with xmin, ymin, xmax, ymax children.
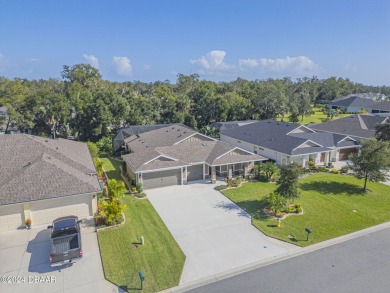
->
<box><xmin>146</xmin><ymin>181</ymin><xmax>299</xmax><ymax>284</ymax></box>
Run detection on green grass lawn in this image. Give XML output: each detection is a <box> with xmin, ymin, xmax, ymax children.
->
<box><xmin>98</xmin><ymin>158</ymin><xmax>185</xmax><ymax>292</ymax></box>
<box><xmin>277</xmin><ymin>107</ymin><xmax>352</xmax><ymax>125</ymax></box>
<box><xmin>222</xmin><ymin>174</ymin><xmax>390</xmax><ymax>247</ymax></box>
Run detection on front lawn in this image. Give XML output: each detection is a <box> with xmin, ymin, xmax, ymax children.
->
<box><xmin>277</xmin><ymin>106</ymin><xmax>352</xmax><ymax>124</ymax></box>
<box><xmin>98</xmin><ymin>158</ymin><xmax>185</xmax><ymax>292</ymax></box>
<box><xmin>222</xmin><ymin>174</ymin><xmax>390</xmax><ymax>247</ymax></box>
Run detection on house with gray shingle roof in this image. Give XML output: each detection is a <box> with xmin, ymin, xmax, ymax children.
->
<box><xmin>328</xmin><ymin>95</ymin><xmax>390</xmax><ymax>114</ymax></box>
<box><xmin>309</xmin><ymin>114</ymin><xmax>389</xmax><ymax>139</ymax></box>
<box><xmin>220</xmin><ymin>120</ymin><xmax>360</xmax><ymax>167</ymax></box>
<box><xmin>112</xmin><ymin>123</ymin><xmax>191</xmax><ymax>154</ymax></box>
<box><xmin>122</xmin><ymin>125</ymin><xmax>265</xmax><ymax>189</ymax></box>
<box><xmin>0</xmin><ymin>134</ymin><xmax>101</xmax><ymax>231</ymax></box>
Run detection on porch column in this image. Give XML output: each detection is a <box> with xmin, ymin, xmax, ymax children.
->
<box><xmin>211</xmin><ymin>166</ymin><xmax>216</xmax><ymax>184</ymax></box>
<box><xmin>315</xmin><ymin>153</ymin><xmax>320</xmax><ymax>165</ymax></box>
<box><xmin>203</xmin><ymin>164</ymin><xmax>205</xmax><ymax>180</ymax></box>
<box><xmin>243</xmin><ymin>163</ymin><xmax>249</xmax><ymax>177</ymax></box>
<box><xmin>138</xmin><ymin>173</ymin><xmax>142</xmax><ymax>184</ymax></box>
<box><xmin>181</xmin><ymin>167</ymin><xmax>184</xmax><ymax>185</ymax></box>
<box><xmin>325</xmin><ymin>152</ymin><xmax>330</xmax><ymax>165</ymax></box>
<box><xmin>184</xmin><ymin>166</ymin><xmax>188</xmax><ymax>185</ymax></box>
<box><xmin>302</xmin><ymin>158</ymin><xmax>306</xmax><ymax>168</ymax></box>
<box><xmin>23</xmin><ymin>203</ymin><xmax>30</xmax><ymax>223</ymax></box>
<box><xmin>336</xmin><ymin>150</ymin><xmax>340</xmax><ymax>161</ymax></box>
<box><xmin>228</xmin><ymin>164</ymin><xmax>233</xmax><ymax>179</ymax></box>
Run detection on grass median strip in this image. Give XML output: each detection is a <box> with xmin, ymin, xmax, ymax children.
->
<box><xmin>98</xmin><ymin>158</ymin><xmax>185</xmax><ymax>292</ymax></box>
<box><xmin>222</xmin><ymin>173</ymin><xmax>390</xmax><ymax>247</ymax></box>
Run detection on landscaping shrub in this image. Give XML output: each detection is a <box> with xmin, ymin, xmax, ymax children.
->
<box><xmin>87</xmin><ymin>141</ymin><xmax>99</xmax><ymax>158</ymax></box>
<box><xmin>340</xmin><ymin>165</ymin><xmax>349</xmax><ymax>174</ymax></box>
<box><xmin>135</xmin><ymin>192</ymin><xmax>146</xmax><ymax>198</ymax></box>
<box><xmin>136</xmin><ymin>182</ymin><xmax>144</xmax><ymax>193</ymax></box>
<box><xmin>327</xmin><ymin>162</ymin><xmax>334</xmax><ymax>168</ymax></box>
<box><xmin>98</xmin><ymin>200</ymin><xmax>126</xmax><ymax>225</ymax></box>
<box><xmin>332</xmin><ymin>169</ymin><xmax>340</xmax><ymax>174</ymax></box>
<box><xmin>317</xmin><ymin>166</ymin><xmax>328</xmax><ymax>172</ymax></box>
<box><xmin>226</xmin><ymin>178</ymin><xmax>240</xmax><ymax>187</ymax></box>
<box><xmin>214</xmin><ymin>185</ymin><xmax>228</xmax><ymax>191</ymax></box>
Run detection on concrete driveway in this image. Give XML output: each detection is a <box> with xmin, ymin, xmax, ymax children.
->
<box><xmin>0</xmin><ymin>218</ymin><xmax>121</xmax><ymax>293</ymax></box>
<box><xmin>146</xmin><ymin>181</ymin><xmax>299</xmax><ymax>284</ymax></box>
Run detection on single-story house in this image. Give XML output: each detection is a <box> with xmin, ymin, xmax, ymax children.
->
<box><xmin>368</xmin><ymin>101</ymin><xmax>390</xmax><ymax>114</ymax></box>
<box><xmin>328</xmin><ymin>95</ymin><xmax>390</xmax><ymax>114</ymax></box>
<box><xmin>122</xmin><ymin>125</ymin><xmax>265</xmax><ymax>189</ymax></box>
<box><xmin>0</xmin><ymin>134</ymin><xmax>101</xmax><ymax>231</ymax></box>
<box><xmin>309</xmin><ymin>114</ymin><xmax>389</xmax><ymax>139</ymax></box>
<box><xmin>220</xmin><ymin>120</ymin><xmax>360</xmax><ymax>167</ymax></box>
<box><xmin>112</xmin><ymin>123</ymin><xmax>189</xmax><ymax>155</ymax></box>
<box><xmin>328</xmin><ymin>96</ymin><xmax>375</xmax><ymax>113</ymax></box>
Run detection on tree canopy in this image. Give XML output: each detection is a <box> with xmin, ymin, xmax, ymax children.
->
<box><xmin>0</xmin><ymin>64</ymin><xmax>389</xmax><ymax>141</ymax></box>
<box><xmin>348</xmin><ymin>139</ymin><xmax>390</xmax><ymax>191</ymax></box>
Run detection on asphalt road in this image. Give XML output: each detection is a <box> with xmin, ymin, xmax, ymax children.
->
<box><xmin>187</xmin><ymin>227</ymin><xmax>390</xmax><ymax>293</ymax></box>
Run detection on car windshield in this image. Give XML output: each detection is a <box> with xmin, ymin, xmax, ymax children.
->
<box><xmin>52</xmin><ymin>227</ymin><xmax>78</xmax><ymax>238</ymax></box>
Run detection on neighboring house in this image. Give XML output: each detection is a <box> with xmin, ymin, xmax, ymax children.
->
<box><xmin>220</xmin><ymin>120</ymin><xmax>360</xmax><ymax>167</ymax></box>
<box><xmin>122</xmin><ymin>125</ymin><xmax>265</xmax><ymax>189</ymax></box>
<box><xmin>328</xmin><ymin>96</ymin><xmax>375</xmax><ymax>113</ymax></box>
<box><xmin>328</xmin><ymin>96</ymin><xmax>390</xmax><ymax>114</ymax></box>
<box><xmin>208</xmin><ymin>120</ymin><xmax>259</xmax><ymax>132</ymax></box>
<box><xmin>0</xmin><ymin>134</ymin><xmax>101</xmax><ymax>231</ymax></box>
<box><xmin>0</xmin><ymin>106</ymin><xmax>20</xmax><ymax>134</ymax></box>
<box><xmin>112</xmin><ymin>123</ymin><xmax>189</xmax><ymax>155</ymax></box>
<box><xmin>368</xmin><ymin>101</ymin><xmax>390</xmax><ymax>114</ymax></box>
<box><xmin>309</xmin><ymin>114</ymin><xmax>389</xmax><ymax>139</ymax></box>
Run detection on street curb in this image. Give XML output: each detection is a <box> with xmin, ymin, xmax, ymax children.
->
<box><xmin>159</xmin><ymin>221</ymin><xmax>390</xmax><ymax>293</ymax></box>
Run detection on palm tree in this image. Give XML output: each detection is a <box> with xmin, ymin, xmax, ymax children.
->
<box><xmin>107</xmin><ymin>179</ymin><xmax>126</xmax><ymax>200</ymax></box>
<box><xmin>94</xmin><ymin>158</ymin><xmax>104</xmax><ymax>177</ymax></box>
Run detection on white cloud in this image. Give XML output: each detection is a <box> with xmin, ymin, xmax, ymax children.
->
<box><xmin>144</xmin><ymin>64</ymin><xmax>151</xmax><ymax>71</ymax></box>
<box><xmin>29</xmin><ymin>58</ymin><xmax>41</xmax><ymax>62</ymax></box>
<box><xmin>191</xmin><ymin>50</ymin><xmax>230</xmax><ymax>72</ymax></box>
<box><xmin>239</xmin><ymin>56</ymin><xmax>316</xmax><ymax>73</ymax></box>
<box><xmin>113</xmin><ymin>56</ymin><xmax>132</xmax><ymax>76</ymax></box>
<box><xmin>83</xmin><ymin>54</ymin><xmax>99</xmax><ymax>69</ymax></box>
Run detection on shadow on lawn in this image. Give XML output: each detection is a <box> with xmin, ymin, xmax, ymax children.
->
<box><xmin>300</xmin><ymin>181</ymin><xmax>361</xmax><ymax>195</ymax></box>
<box><xmin>215</xmin><ymin>199</ymin><xmax>270</xmax><ymax>220</ymax></box>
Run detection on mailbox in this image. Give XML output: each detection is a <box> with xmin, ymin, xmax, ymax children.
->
<box><xmin>305</xmin><ymin>227</ymin><xmax>313</xmax><ymax>241</ymax></box>
<box><xmin>139</xmin><ymin>272</ymin><xmax>145</xmax><ymax>282</ymax></box>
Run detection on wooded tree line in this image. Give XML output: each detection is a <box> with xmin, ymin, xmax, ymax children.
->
<box><xmin>1</xmin><ymin>64</ymin><xmax>389</xmax><ymax>142</ymax></box>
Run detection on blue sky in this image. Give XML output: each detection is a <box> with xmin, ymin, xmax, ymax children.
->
<box><xmin>0</xmin><ymin>0</ymin><xmax>389</xmax><ymax>85</ymax></box>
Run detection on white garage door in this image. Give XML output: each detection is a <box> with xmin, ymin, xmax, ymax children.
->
<box><xmin>0</xmin><ymin>205</ymin><xmax>23</xmax><ymax>232</ymax></box>
<box><xmin>30</xmin><ymin>195</ymin><xmax>92</xmax><ymax>225</ymax></box>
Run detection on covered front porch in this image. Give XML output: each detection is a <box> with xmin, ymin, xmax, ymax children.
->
<box><xmin>181</xmin><ymin>162</ymin><xmax>257</xmax><ymax>185</ymax></box>
<box><xmin>291</xmin><ymin>150</ymin><xmax>337</xmax><ymax>167</ymax></box>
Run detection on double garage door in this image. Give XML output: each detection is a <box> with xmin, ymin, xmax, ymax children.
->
<box><xmin>142</xmin><ymin>165</ymin><xmax>205</xmax><ymax>189</ymax></box>
<box><xmin>143</xmin><ymin>169</ymin><xmax>181</xmax><ymax>189</ymax></box>
<box><xmin>0</xmin><ymin>194</ymin><xmax>93</xmax><ymax>231</ymax></box>
<box><xmin>30</xmin><ymin>195</ymin><xmax>92</xmax><ymax>226</ymax></box>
